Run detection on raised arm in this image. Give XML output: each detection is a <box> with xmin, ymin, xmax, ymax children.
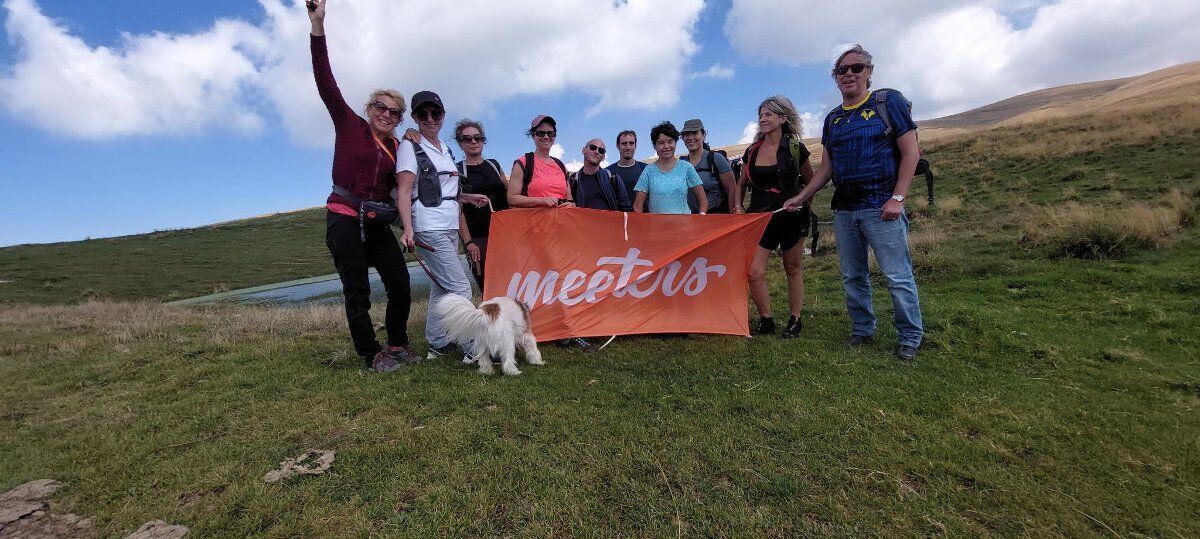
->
<box><xmin>308</xmin><ymin>0</ymin><xmax>353</xmax><ymax>124</ymax></box>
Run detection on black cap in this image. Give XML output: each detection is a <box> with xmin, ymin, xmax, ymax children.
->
<box><xmin>411</xmin><ymin>90</ymin><xmax>444</xmax><ymax>111</ymax></box>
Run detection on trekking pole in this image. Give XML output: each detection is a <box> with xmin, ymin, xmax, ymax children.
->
<box><xmin>409</xmin><ymin>240</ymin><xmax>449</xmax><ymax>291</ymax></box>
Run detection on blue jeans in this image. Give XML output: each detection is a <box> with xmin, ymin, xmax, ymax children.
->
<box><xmin>832</xmin><ymin>208</ymin><xmax>924</xmax><ymax>347</ymax></box>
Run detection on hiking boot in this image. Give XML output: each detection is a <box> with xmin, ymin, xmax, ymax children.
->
<box><xmin>843</xmin><ymin>334</ymin><xmax>874</xmax><ymax>347</ymax></box>
<box><xmin>780</xmin><ymin>316</ymin><xmax>803</xmax><ymax>339</ymax></box>
<box><xmin>386</xmin><ymin>346</ymin><xmax>421</xmax><ymax>365</ymax></box>
<box><xmin>557</xmin><ymin>337</ymin><xmax>594</xmax><ymax>351</ymax></box>
<box><xmin>426</xmin><ymin>343</ymin><xmax>460</xmax><ymax>360</ymax></box>
<box><xmin>368</xmin><ymin>350</ymin><xmax>401</xmax><ymax>373</ymax></box>
<box><xmin>895</xmin><ymin>344</ymin><xmax>919</xmax><ymax>362</ymax></box>
<box><xmin>753</xmin><ymin>317</ymin><xmax>775</xmax><ymax>336</ymax></box>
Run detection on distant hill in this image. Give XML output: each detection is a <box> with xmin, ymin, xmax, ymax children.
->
<box><xmin>921</xmin><ymin>61</ymin><xmax>1200</xmax><ymax>131</ymax></box>
<box><xmin>716</xmin><ymin>60</ymin><xmax>1200</xmax><ymax>157</ymax></box>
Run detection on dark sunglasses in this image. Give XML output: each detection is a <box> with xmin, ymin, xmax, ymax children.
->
<box><xmin>834</xmin><ymin>63</ymin><xmax>871</xmax><ymax>76</ymax></box>
<box><xmin>587</xmin><ymin>144</ymin><xmax>606</xmax><ymax>155</ymax></box>
<box><xmin>534</xmin><ymin>130</ymin><xmax>556</xmax><ymax>139</ymax></box>
<box><xmin>414</xmin><ymin>108</ymin><xmax>445</xmax><ymax>121</ymax></box>
<box><xmin>458</xmin><ymin>134</ymin><xmax>486</xmax><ymax>143</ymax></box>
<box><xmin>370</xmin><ymin>101</ymin><xmax>403</xmax><ymax>119</ymax></box>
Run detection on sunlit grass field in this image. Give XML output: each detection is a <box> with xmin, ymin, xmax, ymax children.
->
<box><xmin>2</xmin><ymin>104</ymin><xmax>1198</xmax><ymax>535</ymax></box>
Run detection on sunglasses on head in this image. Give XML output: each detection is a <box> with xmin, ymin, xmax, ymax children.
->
<box><xmin>834</xmin><ymin>63</ymin><xmax>871</xmax><ymax>76</ymax></box>
<box><xmin>371</xmin><ymin>101</ymin><xmax>403</xmax><ymax>119</ymax></box>
<box><xmin>534</xmin><ymin>130</ymin><xmax>556</xmax><ymax>139</ymax></box>
<box><xmin>587</xmin><ymin>144</ymin><xmax>606</xmax><ymax>155</ymax></box>
<box><xmin>458</xmin><ymin>134</ymin><xmax>485</xmax><ymax>143</ymax></box>
<box><xmin>414</xmin><ymin>108</ymin><xmax>445</xmax><ymax>121</ymax></box>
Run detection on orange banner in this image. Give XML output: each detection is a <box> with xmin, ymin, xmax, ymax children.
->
<box><xmin>482</xmin><ymin>208</ymin><xmax>772</xmax><ymax>341</ymax></box>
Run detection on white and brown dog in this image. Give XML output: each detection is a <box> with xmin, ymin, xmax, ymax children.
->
<box><xmin>431</xmin><ymin>295</ymin><xmax>543</xmax><ymax>375</ymax></box>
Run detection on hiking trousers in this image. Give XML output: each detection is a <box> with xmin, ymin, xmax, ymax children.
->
<box><xmin>414</xmin><ymin>229</ymin><xmax>474</xmax><ymax>349</ymax></box>
<box><xmin>325</xmin><ymin>211</ymin><xmax>412</xmax><ymax>359</ymax></box>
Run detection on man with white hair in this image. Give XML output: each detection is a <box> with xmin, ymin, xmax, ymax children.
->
<box><xmin>784</xmin><ymin>44</ymin><xmax>925</xmax><ymax>361</ymax></box>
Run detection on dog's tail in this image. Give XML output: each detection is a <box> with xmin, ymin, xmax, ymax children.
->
<box><xmin>431</xmin><ymin>295</ymin><xmax>487</xmax><ymax>345</ymax></box>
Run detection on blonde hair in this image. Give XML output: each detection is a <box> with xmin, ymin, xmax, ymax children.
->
<box><xmin>758</xmin><ymin>95</ymin><xmax>802</xmax><ymax>138</ymax></box>
<box><xmin>362</xmin><ymin>89</ymin><xmax>406</xmax><ymax>131</ymax></box>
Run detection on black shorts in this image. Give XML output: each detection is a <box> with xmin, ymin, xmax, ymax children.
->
<box><xmin>757</xmin><ymin>207</ymin><xmax>810</xmax><ymax>251</ymax></box>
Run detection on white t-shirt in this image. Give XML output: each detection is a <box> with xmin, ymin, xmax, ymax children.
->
<box><xmin>396</xmin><ymin>135</ymin><xmax>460</xmax><ymax>232</ymax></box>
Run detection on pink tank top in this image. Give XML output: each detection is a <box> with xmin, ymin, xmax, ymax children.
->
<box><xmin>524</xmin><ymin>155</ymin><xmax>569</xmax><ymax>199</ymax></box>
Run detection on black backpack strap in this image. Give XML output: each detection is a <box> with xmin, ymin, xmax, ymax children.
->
<box><xmin>873</xmin><ymin>89</ymin><xmax>894</xmax><ymax>139</ymax></box>
<box><xmin>568</xmin><ymin>171</ymin><xmax>581</xmax><ymax>204</ymax></box>
<box><xmin>410</xmin><ymin>143</ymin><xmax>429</xmax><ymax>201</ymax></box>
<box><xmin>602</xmin><ymin>168</ymin><xmax>626</xmax><ymax>211</ymax></box>
<box><xmin>551</xmin><ymin>157</ymin><xmax>569</xmax><ymax>180</ymax></box>
<box><xmin>520</xmin><ymin>152</ymin><xmax>535</xmax><ymax>195</ymax></box>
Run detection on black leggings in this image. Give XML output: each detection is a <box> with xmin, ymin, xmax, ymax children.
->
<box><xmin>325</xmin><ymin>212</ymin><xmax>411</xmax><ymax>359</ymax></box>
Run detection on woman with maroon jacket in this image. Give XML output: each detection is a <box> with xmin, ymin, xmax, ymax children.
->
<box><xmin>309</xmin><ymin>0</ymin><xmax>417</xmax><ymax>372</ymax></box>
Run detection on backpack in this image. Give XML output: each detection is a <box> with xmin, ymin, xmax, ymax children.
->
<box><xmin>741</xmin><ymin>136</ymin><xmax>807</xmax><ymax>195</ymax></box>
<box><xmin>411</xmin><ymin>141</ymin><xmax>459</xmax><ymax>207</ymax></box>
<box><xmin>568</xmin><ymin>168</ymin><xmax>624</xmax><ymax>211</ymax></box>
<box><xmin>823</xmin><ymin>88</ymin><xmax>928</xmax><ymax>171</ymax></box>
<box><xmin>456</xmin><ymin>158</ymin><xmax>504</xmax><ymax>190</ymax></box>
<box><xmin>691</xmin><ymin>148</ymin><xmax>731</xmax><ymax>213</ymax></box>
<box><xmin>519</xmin><ymin>152</ymin><xmax>569</xmax><ymax>196</ymax></box>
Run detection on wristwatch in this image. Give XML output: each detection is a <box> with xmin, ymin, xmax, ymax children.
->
<box><xmin>891</xmin><ymin>194</ymin><xmax>906</xmax><ymax>203</ymax></box>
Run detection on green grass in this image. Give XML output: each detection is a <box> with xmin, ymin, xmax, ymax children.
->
<box><xmin>0</xmin><ymin>209</ymin><xmax>337</xmax><ymax>304</ymax></box>
<box><xmin>2</xmin><ymin>110</ymin><xmax>1199</xmax><ymax>535</ymax></box>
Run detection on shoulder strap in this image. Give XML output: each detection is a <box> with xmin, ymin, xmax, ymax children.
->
<box><xmin>873</xmin><ymin>89</ymin><xmax>894</xmax><ymax>139</ymax></box>
<box><xmin>707</xmin><ymin>149</ymin><xmax>717</xmax><ymax>176</ymax></box>
<box><xmin>787</xmin><ymin>136</ymin><xmax>804</xmax><ymax>190</ymax></box>
<box><xmin>742</xmin><ymin>140</ymin><xmax>762</xmax><ymax>189</ymax></box>
<box><xmin>603</xmin><ymin>168</ymin><xmax>623</xmax><ymax>211</ymax></box>
<box><xmin>520</xmin><ymin>152</ymin><xmax>535</xmax><ymax>196</ymax></box>
<box><xmin>485</xmin><ymin>158</ymin><xmax>503</xmax><ymax>180</ymax></box>
<box><xmin>551</xmin><ymin>157</ymin><xmax>569</xmax><ymax>179</ymax></box>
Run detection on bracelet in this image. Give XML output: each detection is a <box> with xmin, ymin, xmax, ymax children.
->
<box><xmin>464</xmin><ymin>239</ymin><xmax>475</xmax><ymax>246</ymax></box>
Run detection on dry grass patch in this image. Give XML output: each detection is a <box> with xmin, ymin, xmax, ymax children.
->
<box><xmin>924</xmin><ymin>100</ymin><xmax>1200</xmax><ymax>161</ymax></box>
<box><xmin>1020</xmin><ymin>200</ymin><xmax>1182</xmax><ymax>259</ymax></box>
<box><xmin>1168</xmin><ymin>187</ymin><xmax>1198</xmax><ymax>226</ymax></box>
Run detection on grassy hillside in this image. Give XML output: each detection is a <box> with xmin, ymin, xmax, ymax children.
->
<box><xmin>2</xmin><ymin>95</ymin><xmax>1198</xmax><ymax>535</ymax></box>
<box><xmin>0</xmin><ymin>209</ymin><xmax>334</xmax><ymax>304</ymax></box>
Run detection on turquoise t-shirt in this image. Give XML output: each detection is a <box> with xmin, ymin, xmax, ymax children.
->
<box><xmin>633</xmin><ymin>160</ymin><xmax>703</xmax><ymax>214</ymax></box>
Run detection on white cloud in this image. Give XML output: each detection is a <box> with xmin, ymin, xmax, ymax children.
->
<box><xmin>725</xmin><ymin>0</ymin><xmax>1200</xmax><ymax>118</ymax></box>
<box><xmin>549</xmin><ymin>143</ymin><xmax>565</xmax><ymax>159</ymax></box>
<box><xmin>563</xmin><ymin>158</ymin><xmax>609</xmax><ymax>173</ymax></box>
<box><xmin>0</xmin><ymin>0</ymin><xmax>266</xmax><ymax>138</ymax></box>
<box><xmin>798</xmin><ymin>111</ymin><xmax>821</xmax><ymax>139</ymax></box>
<box><xmin>690</xmin><ymin>63</ymin><xmax>734</xmax><ymax>80</ymax></box>
<box><xmin>736</xmin><ymin>120</ymin><xmax>757</xmax><ymax>144</ymax></box>
<box><xmin>0</xmin><ymin>0</ymin><xmax>705</xmax><ymax>141</ymax></box>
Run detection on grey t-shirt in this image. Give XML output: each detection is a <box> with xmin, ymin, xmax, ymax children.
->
<box><xmin>686</xmin><ymin>150</ymin><xmax>733</xmax><ymax>213</ymax></box>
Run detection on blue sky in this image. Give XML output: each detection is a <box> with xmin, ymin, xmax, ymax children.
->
<box><xmin>2</xmin><ymin>0</ymin><xmax>1198</xmax><ymax>247</ymax></box>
